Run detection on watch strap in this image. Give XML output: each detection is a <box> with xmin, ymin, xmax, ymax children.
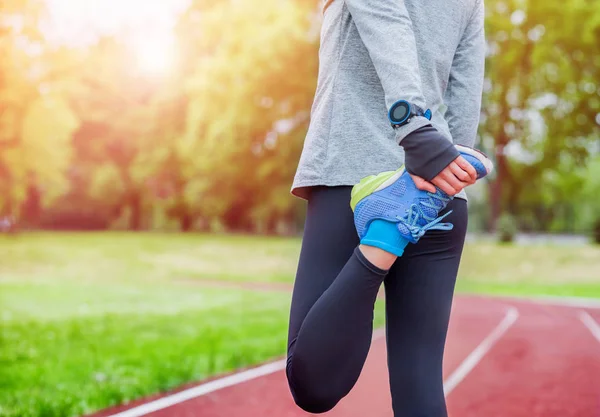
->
<box><xmin>412</xmin><ymin>104</ymin><xmax>432</xmax><ymax>121</ymax></box>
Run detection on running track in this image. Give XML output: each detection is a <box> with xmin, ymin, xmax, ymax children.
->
<box><xmin>92</xmin><ymin>296</ymin><xmax>600</xmax><ymax>417</ymax></box>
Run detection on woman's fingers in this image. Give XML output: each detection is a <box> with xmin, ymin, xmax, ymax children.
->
<box><xmin>410</xmin><ymin>158</ymin><xmax>478</xmax><ymax>196</ymax></box>
<box><xmin>454</xmin><ymin>156</ymin><xmax>477</xmax><ymax>184</ymax></box>
<box><xmin>449</xmin><ymin>161</ymin><xmax>472</xmax><ymax>183</ymax></box>
<box><xmin>442</xmin><ymin>169</ymin><xmax>469</xmax><ymax>194</ymax></box>
<box><xmin>431</xmin><ymin>175</ymin><xmax>458</xmax><ymax>196</ymax></box>
<box><xmin>409</xmin><ymin>173</ymin><xmax>437</xmax><ymax>193</ymax></box>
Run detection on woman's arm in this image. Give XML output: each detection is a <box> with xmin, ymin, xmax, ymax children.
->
<box><xmin>408</xmin><ymin>1</ymin><xmax>485</xmax><ymax>195</ymax></box>
<box><xmin>443</xmin><ymin>0</ymin><xmax>485</xmax><ymax>149</ymax></box>
<box><xmin>344</xmin><ymin>0</ymin><xmax>430</xmax><ymax>142</ymax></box>
<box><xmin>346</xmin><ymin>0</ymin><xmax>483</xmax><ymax>195</ymax></box>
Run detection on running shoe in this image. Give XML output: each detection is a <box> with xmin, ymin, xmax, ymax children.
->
<box><xmin>351</xmin><ymin>145</ymin><xmax>493</xmax><ymax>255</ymax></box>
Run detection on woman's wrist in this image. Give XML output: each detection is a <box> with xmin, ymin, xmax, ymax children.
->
<box><xmin>400</xmin><ymin>125</ymin><xmax>460</xmax><ymax>181</ymax></box>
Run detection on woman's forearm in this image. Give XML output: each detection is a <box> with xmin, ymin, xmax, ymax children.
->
<box><xmin>344</xmin><ymin>0</ymin><xmax>431</xmax><ymax>141</ymax></box>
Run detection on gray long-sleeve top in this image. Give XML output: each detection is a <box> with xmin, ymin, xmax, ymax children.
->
<box><xmin>292</xmin><ymin>0</ymin><xmax>485</xmax><ymax>200</ymax></box>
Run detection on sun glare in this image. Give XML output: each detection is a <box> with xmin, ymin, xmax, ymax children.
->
<box><xmin>134</xmin><ymin>38</ymin><xmax>176</xmax><ymax>76</ymax></box>
<box><xmin>43</xmin><ymin>0</ymin><xmax>189</xmax><ymax>75</ymax></box>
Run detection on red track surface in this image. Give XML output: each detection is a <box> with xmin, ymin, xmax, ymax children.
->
<box><xmin>93</xmin><ymin>296</ymin><xmax>600</xmax><ymax>417</ymax></box>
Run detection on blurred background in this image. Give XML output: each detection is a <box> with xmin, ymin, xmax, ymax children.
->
<box><xmin>0</xmin><ymin>0</ymin><xmax>599</xmax><ymax>416</ymax></box>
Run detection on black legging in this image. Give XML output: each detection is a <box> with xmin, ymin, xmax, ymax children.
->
<box><xmin>286</xmin><ymin>186</ymin><xmax>468</xmax><ymax>416</ymax></box>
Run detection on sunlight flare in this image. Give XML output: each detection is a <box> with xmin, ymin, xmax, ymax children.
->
<box><xmin>43</xmin><ymin>0</ymin><xmax>189</xmax><ymax>74</ymax></box>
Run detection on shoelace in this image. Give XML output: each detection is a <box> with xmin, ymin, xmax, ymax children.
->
<box><xmin>396</xmin><ymin>191</ymin><xmax>454</xmax><ymax>241</ymax></box>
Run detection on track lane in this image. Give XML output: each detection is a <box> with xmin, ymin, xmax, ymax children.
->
<box><xmin>93</xmin><ymin>296</ymin><xmax>507</xmax><ymax>417</ymax></box>
<box><xmin>447</xmin><ymin>301</ymin><xmax>600</xmax><ymax>417</ymax></box>
<box><xmin>91</xmin><ymin>297</ymin><xmax>600</xmax><ymax>417</ymax></box>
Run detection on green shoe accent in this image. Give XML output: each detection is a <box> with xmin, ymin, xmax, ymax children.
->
<box><xmin>350</xmin><ymin>166</ymin><xmax>405</xmax><ymax>211</ymax></box>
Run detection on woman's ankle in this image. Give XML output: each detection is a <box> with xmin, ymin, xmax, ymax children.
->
<box><xmin>358</xmin><ymin>244</ymin><xmax>397</xmax><ymax>270</ymax></box>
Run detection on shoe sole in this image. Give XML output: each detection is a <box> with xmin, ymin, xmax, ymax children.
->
<box><xmin>455</xmin><ymin>144</ymin><xmax>494</xmax><ymax>175</ymax></box>
<box><xmin>350</xmin><ymin>167</ymin><xmax>404</xmax><ymax>211</ymax></box>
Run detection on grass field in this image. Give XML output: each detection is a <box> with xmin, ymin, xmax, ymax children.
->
<box><xmin>1</xmin><ymin>232</ymin><xmax>599</xmax><ymax>417</ymax></box>
<box><xmin>457</xmin><ymin>241</ymin><xmax>600</xmax><ymax>298</ymax></box>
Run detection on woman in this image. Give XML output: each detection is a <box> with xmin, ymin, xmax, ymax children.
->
<box><xmin>286</xmin><ymin>0</ymin><xmax>490</xmax><ymax>415</ymax></box>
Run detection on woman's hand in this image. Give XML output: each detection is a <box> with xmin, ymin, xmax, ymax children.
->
<box><xmin>409</xmin><ymin>156</ymin><xmax>477</xmax><ymax>196</ymax></box>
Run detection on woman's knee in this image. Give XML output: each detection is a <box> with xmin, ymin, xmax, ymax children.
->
<box><xmin>286</xmin><ymin>364</ymin><xmax>341</xmax><ymax>413</ymax></box>
<box><xmin>289</xmin><ymin>384</ymin><xmax>340</xmax><ymax>414</ymax></box>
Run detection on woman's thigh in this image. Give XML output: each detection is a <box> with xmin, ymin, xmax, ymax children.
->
<box><xmin>383</xmin><ymin>198</ymin><xmax>468</xmax><ymax>414</ymax></box>
<box><xmin>287</xmin><ymin>186</ymin><xmax>359</xmax><ymax>345</ymax></box>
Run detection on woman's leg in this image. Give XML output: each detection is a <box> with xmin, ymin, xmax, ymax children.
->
<box><xmin>383</xmin><ymin>199</ymin><xmax>468</xmax><ymax>417</ymax></box>
<box><xmin>287</xmin><ymin>186</ymin><xmax>387</xmax><ymax>413</ymax></box>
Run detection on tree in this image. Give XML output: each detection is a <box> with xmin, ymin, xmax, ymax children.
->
<box><xmin>482</xmin><ymin>0</ymin><xmax>600</xmax><ymax>230</ymax></box>
<box><xmin>0</xmin><ymin>0</ymin><xmax>78</xmax><ymax>224</ymax></box>
<box><xmin>154</xmin><ymin>0</ymin><xmax>319</xmax><ymax>232</ymax></box>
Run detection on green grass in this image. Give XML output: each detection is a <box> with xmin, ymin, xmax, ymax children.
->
<box><xmin>0</xmin><ymin>233</ymin><xmax>384</xmax><ymax>417</ymax></box>
<box><xmin>0</xmin><ymin>283</ymin><xmax>292</xmax><ymax>417</ymax></box>
<box><xmin>456</xmin><ymin>242</ymin><xmax>600</xmax><ymax>298</ymax></box>
<box><xmin>4</xmin><ymin>232</ymin><xmax>598</xmax><ymax>295</ymax></box>
<box><xmin>455</xmin><ymin>280</ymin><xmax>600</xmax><ymax>298</ymax></box>
<box><xmin>1</xmin><ymin>232</ymin><xmax>599</xmax><ymax>417</ymax></box>
<box><xmin>0</xmin><ymin>232</ymin><xmax>301</xmax><ymax>285</ymax></box>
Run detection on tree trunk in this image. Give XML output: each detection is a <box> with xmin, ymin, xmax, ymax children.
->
<box><xmin>22</xmin><ymin>183</ymin><xmax>42</xmax><ymax>226</ymax></box>
<box><xmin>490</xmin><ymin>143</ymin><xmax>506</xmax><ymax>231</ymax></box>
<box><xmin>489</xmin><ymin>78</ymin><xmax>513</xmax><ymax>231</ymax></box>
<box><xmin>180</xmin><ymin>213</ymin><xmax>193</xmax><ymax>232</ymax></box>
<box><xmin>129</xmin><ymin>193</ymin><xmax>142</xmax><ymax>231</ymax></box>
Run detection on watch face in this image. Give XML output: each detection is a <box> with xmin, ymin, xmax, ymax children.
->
<box><xmin>391</xmin><ymin>101</ymin><xmax>410</xmax><ymax>123</ymax></box>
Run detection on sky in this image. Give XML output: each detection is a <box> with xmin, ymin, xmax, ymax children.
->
<box><xmin>42</xmin><ymin>0</ymin><xmax>191</xmax><ymax>74</ymax></box>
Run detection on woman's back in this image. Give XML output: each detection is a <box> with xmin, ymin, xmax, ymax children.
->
<box><xmin>292</xmin><ymin>0</ymin><xmax>484</xmax><ymax>200</ymax></box>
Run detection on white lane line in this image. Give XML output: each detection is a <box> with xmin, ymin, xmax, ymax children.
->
<box><xmin>104</xmin><ymin>360</ymin><xmax>287</xmax><ymax>417</ymax></box>
<box><xmin>104</xmin><ymin>329</ymin><xmax>386</xmax><ymax>417</ymax></box>
<box><xmin>579</xmin><ymin>311</ymin><xmax>600</xmax><ymax>344</ymax></box>
<box><xmin>443</xmin><ymin>306</ymin><xmax>519</xmax><ymax>396</ymax></box>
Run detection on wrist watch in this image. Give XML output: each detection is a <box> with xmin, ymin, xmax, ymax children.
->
<box><xmin>388</xmin><ymin>100</ymin><xmax>432</xmax><ymax>128</ymax></box>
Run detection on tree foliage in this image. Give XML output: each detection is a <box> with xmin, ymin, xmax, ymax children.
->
<box><xmin>0</xmin><ymin>0</ymin><xmax>598</xmax><ymax>233</ymax></box>
<box><xmin>482</xmin><ymin>0</ymin><xmax>600</xmax><ymax>231</ymax></box>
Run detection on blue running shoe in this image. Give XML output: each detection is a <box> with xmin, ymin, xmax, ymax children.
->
<box><xmin>454</xmin><ymin>145</ymin><xmax>494</xmax><ymax>180</ymax></box>
<box><xmin>350</xmin><ymin>145</ymin><xmax>493</xmax><ymax>256</ymax></box>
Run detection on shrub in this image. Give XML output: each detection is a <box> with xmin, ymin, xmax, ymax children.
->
<box><xmin>593</xmin><ymin>218</ymin><xmax>600</xmax><ymax>245</ymax></box>
<box><xmin>497</xmin><ymin>213</ymin><xmax>518</xmax><ymax>243</ymax></box>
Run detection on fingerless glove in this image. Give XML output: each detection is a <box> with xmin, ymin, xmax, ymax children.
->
<box><xmin>400</xmin><ymin>125</ymin><xmax>460</xmax><ymax>181</ymax></box>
